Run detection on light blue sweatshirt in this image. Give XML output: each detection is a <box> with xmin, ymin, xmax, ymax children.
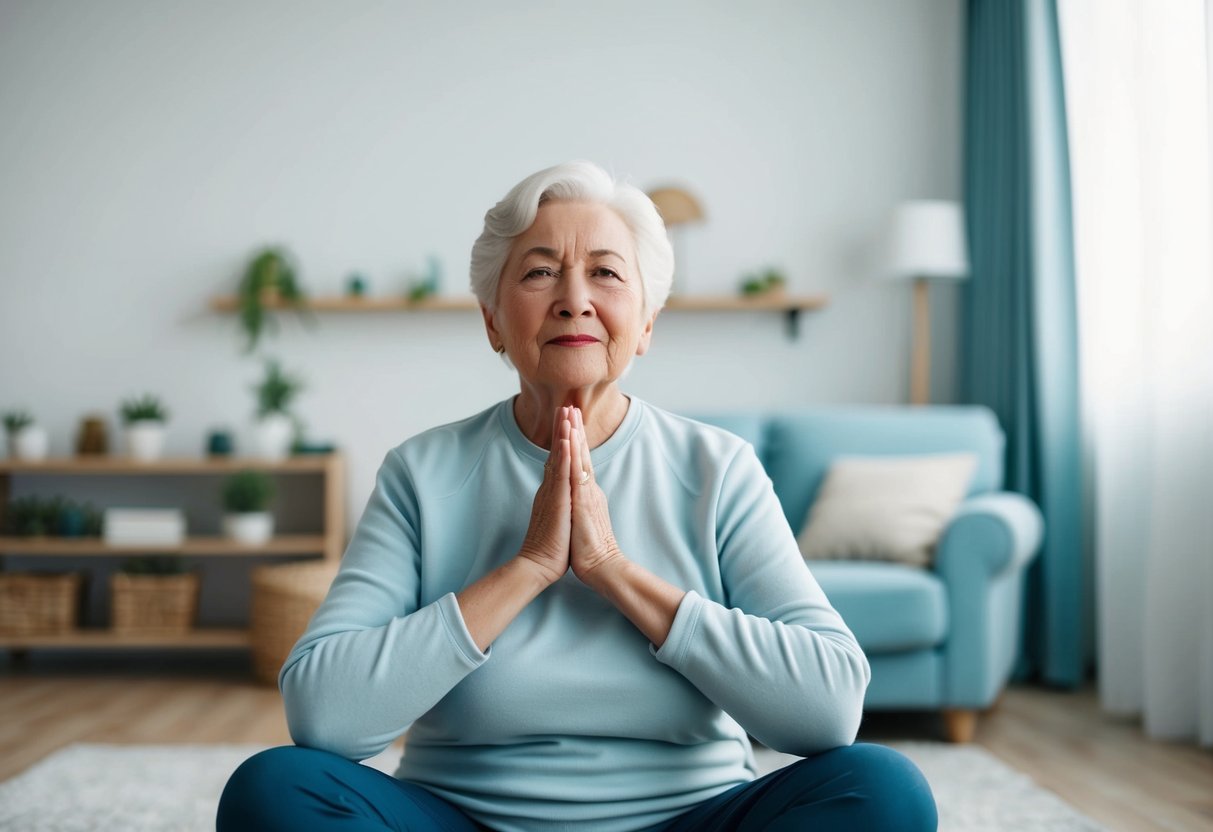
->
<box><xmin>281</xmin><ymin>396</ymin><xmax>869</xmax><ymax>832</ymax></box>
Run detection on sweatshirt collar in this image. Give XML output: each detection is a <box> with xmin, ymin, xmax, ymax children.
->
<box><xmin>499</xmin><ymin>394</ymin><xmax>644</xmax><ymax>470</ymax></box>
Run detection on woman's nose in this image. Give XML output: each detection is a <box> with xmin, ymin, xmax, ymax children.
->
<box><xmin>555</xmin><ymin>272</ymin><xmax>593</xmax><ymax>318</ymax></box>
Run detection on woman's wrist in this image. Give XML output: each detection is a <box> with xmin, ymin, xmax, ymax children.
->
<box><xmin>583</xmin><ymin>556</ymin><xmax>684</xmax><ymax>648</ymax></box>
<box><xmin>513</xmin><ymin>549</ymin><xmax>567</xmax><ymax>588</ymax></box>
<box><xmin>575</xmin><ymin>546</ymin><xmax>629</xmax><ymax>593</ymax></box>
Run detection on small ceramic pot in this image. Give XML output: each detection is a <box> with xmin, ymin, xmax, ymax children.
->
<box><xmin>223</xmin><ymin>512</ymin><xmax>274</xmax><ymax>545</ymax></box>
<box><xmin>12</xmin><ymin>425</ymin><xmax>50</xmax><ymax>460</ymax></box>
<box><xmin>207</xmin><ymin>430</ymin><xmax>235</xmax><ymax>456</ymax></box>
<box><xmin>253</xmin><ymin>413</ymin><xmax>294</xmax><ymax>461</ymax></box>
<box><xmin>126</xmin><ymin>421</ymin><xmax>166</xmax><ymax>461</ymax></box>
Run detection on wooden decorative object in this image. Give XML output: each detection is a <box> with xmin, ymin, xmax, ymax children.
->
<box><xmin>0</xmin><ymin>572</ymin><xmax>84</xmax><ymax>635</ymax></box>
<box><xmin>75</xmin><ymin>415</ymin><xmax>110</xmax><ymax>455</ymax></box>
<box><xmin>110</xmin><ymin>572</ymin><xmax>200</xmax><ymax>635</ymax></box>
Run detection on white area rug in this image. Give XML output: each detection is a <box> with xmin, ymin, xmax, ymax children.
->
<box><xmin>0</xmin><ymin>742</ymin><xmax>1106</xmax><ymax>831</ymax></box>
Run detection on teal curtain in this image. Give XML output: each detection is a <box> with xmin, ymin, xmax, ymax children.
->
<box><xmin>962</xmin><ymin>0</ymin><xmax>1085</xmax><ymax>687</ymax></box>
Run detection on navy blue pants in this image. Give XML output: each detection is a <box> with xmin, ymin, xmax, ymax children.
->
<box><xmin>217</xmin><ymin>743</ymin><xmax>937</xmax><ymax>831</ymax></box>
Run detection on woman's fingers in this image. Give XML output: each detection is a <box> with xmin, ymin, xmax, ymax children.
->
<box><xmin>570</xmin><ymin>423</ymin><xmax>583</xmax><ymax>488</ymax></box>
<box><xmin>518</xmin><ymin>409</ymin><xmax>574</xmax><ymax>584</ymax></box>
<box><xmin>575</xmin><ymin>408</ymin><xmax>593</xmax><ymax>481</ymax></box>
<box><xmin>568</xmin><ymin>408</ymin><xmax>593</xmax><ymax>490</ymax></box>
<box><xmin>545</xmin><ymin>406</ymin><xmax>568</xmax><ymax>479</ymax></box>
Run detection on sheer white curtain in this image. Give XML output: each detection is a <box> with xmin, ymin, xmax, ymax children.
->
<box><xmin>1059</xmin><ymin>0</ymin><xmax>1213</xmax><ymax>745</ymax></box>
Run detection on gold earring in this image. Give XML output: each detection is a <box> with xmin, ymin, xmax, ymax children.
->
<box><xmin>495</xmin><ymin>344</ymin><xmax>505</xmax><ymax>354</ymax></box>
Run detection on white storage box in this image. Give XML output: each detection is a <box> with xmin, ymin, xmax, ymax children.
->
<box><xmin>103</xmin><ymin>508</ymin><xmax>186</xmax><ymax>546</ymax></box>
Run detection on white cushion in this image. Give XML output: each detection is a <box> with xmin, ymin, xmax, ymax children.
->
<box><xmin>796</xmin><ymin>453</ymin><xmax>978</xmax><ymax>567</ymax></box>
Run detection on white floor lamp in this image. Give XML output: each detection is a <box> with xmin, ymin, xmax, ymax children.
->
<box><xmin>886</xmin><ymin>201</ymin><xmax>970</xmax><ymax>405</ymax></box>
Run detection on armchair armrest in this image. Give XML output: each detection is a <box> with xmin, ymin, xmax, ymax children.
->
<box><xmin>934</xmin><ymin>491</ymin><xmax>1044</xmax><ymax>706</ymax></box>
<box><xmin>935</xmin><ymin>492</ymin><xmax>1044</xmax><ymax>578</ymax></box>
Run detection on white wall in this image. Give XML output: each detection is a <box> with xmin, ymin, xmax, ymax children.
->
<box><xmin>0</xmin><ymin>0</ymin><xmax>963</xmax><ymax>530</ymax></box>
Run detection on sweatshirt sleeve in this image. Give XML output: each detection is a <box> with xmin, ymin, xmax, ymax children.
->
<box><xmin>653</xmin><ymin>443</ymin><xmax>870</xmax><ymax>756</ymax></box>
<box><xmin>279</xmin><ymin>449</ymin><xmax>489</xmax><ymax>761</ymax></box>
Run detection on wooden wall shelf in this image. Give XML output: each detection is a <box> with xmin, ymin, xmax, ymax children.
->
<box><xmin>210</xmin><ymin>293</ymin><xmax>828</xmax><ymax>337</ymax></box>
<box><xmin>210</xmin><ymin>294</ymin><xmax>827</xmax><ymax>313</ymax></box>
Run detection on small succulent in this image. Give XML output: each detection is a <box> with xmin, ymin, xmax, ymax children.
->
<box><xmin>221</xmin><ymin>469</ymin><xmax>276</xmax><ymax>513</ymax></box>
<box><xmin>6</xmin><ymin>495</ymin><xmax>56</xmax><ymax>536</ymax></box>
<box><xmin>346</xmin><ymin>272</ymin><xmax>369</xmax><ymax>297</ymax></box>
<box><xmin>254</xmin><ymin>359</ymin><xmax>304</xmax><ymax>418</ymax></box>
<box><xmin>120</xmin><ymin>394</ymin><xmax>169</xmax><ymax>425</ymax></box>
<box><xmin>3</xmin><ymin>410</ymin><xmax>34</xmax><ymax>433</ymax></box>
<box><xmin>4</xmin><ymin>496</ymin><xmax>103</xmax><ymax>537</ymax></box>
<box><xmin>740</xmin><ymin>267</ymin><xmax>788</xmax><ymax>296</ymax></box>
<box><xmin>406</xmin><ymin>255</ymin><xmax>442</xmax><ymax>302</ymax></box>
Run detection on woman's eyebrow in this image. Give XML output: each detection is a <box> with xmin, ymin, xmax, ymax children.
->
<box><xmin>522</xmin><ymin>246</ymin><xmax>560</xmax><ymax>259</ymax></box>
<box><xmin>589</xmin><ymin>249</ymin><xmax>625</xmax><ymax>260</ymax></box>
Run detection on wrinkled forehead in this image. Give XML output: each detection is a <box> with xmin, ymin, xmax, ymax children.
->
<box><xmin>509</xmin><ymin>200</ymin><xmax>637</xmax><ymax>263</ymax></box>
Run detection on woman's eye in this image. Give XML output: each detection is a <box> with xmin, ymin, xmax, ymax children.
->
<box><xmin>524</xmin><ymin>268</ymin><xmax>556</xmax><ymax>280</ymax></box>
<box><xmin>594</xmin><ymin>267</ymin><xmax>621</xmax><ymax>279</ymax></box>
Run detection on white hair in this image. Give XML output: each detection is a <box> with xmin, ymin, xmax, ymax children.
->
<box><xmin>469</xmin><ymin>161</ymin><xmax>674</xmax><ymax>314</ymax></box>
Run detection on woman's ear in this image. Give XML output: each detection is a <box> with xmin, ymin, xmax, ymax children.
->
<box><xmin>481</xmin><ymin>304</ymin><xmax>502</xmax><ymax>353</ymax></box>
<box><xmin>635</xmin><ymin>310</ymin><xmax>658</xmax><ymax>356</ymax></box>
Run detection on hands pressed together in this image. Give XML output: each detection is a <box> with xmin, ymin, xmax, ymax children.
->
<box><xmin>518</xmin><ymin>406</ymin><xmax>626</xmax><ymax>590</ymax></box>
<box><xmin>459</xmin><ymin>405</ymin><xmax>681</xmax><ymax>651</ymax></box>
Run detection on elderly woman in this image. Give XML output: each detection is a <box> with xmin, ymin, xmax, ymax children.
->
<box><xmin>218</xmin><ymin>161</ymin><xmax>937</xmax><ymax>831</ymax></box>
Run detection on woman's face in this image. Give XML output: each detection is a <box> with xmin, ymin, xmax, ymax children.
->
<box><xmin>483</xmin><ymin>200</ymin><xmax>655</xmax><ymax>393</ymax></box>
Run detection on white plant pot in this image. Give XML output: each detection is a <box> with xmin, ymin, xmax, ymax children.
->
<box><xmin>126</xmin><ymin>421</ymin><xmax>167</xmax><ymax>461</ymax></box>
<box><xmin>223</xmin><ymin>512</ymin><xmax>274</xmax><ymax>545</ymax></box>
<box><xmin>11</xmin><ymin>425</ymin><xmax>49</xmax><ymax>460</ymax></box>
<box><xmin>253</xmin><ymin>413</ymin><xmax>294</xmax><ymax>461</ymax></box>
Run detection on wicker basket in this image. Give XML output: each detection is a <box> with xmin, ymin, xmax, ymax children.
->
<box><xmin>251</xmin><ymin>560</ymin><xmax>339</xmax><ymax>685</ymax></box>
<box><xmin>110</xmin><ymin>572</ymin><xmax>201</xmax><ymax>634</ymax></box>
<box><xmin>0</xmin><ymin>572</ymin><xmax>84</xmax><ymax>635</ymax></box>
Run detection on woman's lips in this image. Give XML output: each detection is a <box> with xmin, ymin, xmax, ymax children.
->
<box><xmin>547</xmin><ymin>335</ymin><xmax>600</xmax><ymax>346</ymax></box>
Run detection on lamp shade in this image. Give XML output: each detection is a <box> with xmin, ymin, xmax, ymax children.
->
<box><xmin>886</xmin><ymin>200</ymin><xmax>969</xmax><ymax>280</ymax></box>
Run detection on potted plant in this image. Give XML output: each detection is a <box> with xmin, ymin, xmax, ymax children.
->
<box><xmin>4</xmin><ymin>410</ymin><xmax>49</xmax><ymax>461</ymax></box>
<box><xmin>120</xmin><ymin>394</ymin><xmax>169</xmax><ymax>461</ymax></box>
<box><xmin>238</xmin><ymin>247</ymin><xmax>312</xmax><ymax>354</ymax></box>
<box><xmin>346</xmin><ymin>272</ymin><xmax>369</xmax><ymax>298</ymax></box>
<box><xmin>739</xmin><ymin>267</ymin><xmax>788</xmax><ymax>297</ymax></box>
<box><xmin>252</xmin><ymin>359</ymin><xmax>303</xmax><ymax>460</ymax></box>
<box><xmin>221</xmin><ymin>469</ymin><xmax>276</xmax><ymax>545</ymax></box>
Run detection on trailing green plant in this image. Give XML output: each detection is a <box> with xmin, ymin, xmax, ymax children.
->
<box><xmin>119</xmin><ymin>555</ymin><xmax>186</xmax><ymax>575</ymax></box>
<box><xmin>238</xmin><ymin>246</ymin><xmax>312</xmax><ymax>354</ymax></box>
<box><xmin>120</xmin><ymin>394</ymin><xmax>169</xmax><ymax>424</ymax></box>
<box><xmin>254</xmin><ymin>359</ymin><xmax>304</xmax><ymax>417</ymax></box>
<box><xmin>221</xmin><ymin>469</ymin><xmax>276</xmax><ymax>513</ymax></box>
<box><xmin>3</xmin><ymin>410</ymin><xmax>34</xmax><ymax>433</ymax></box>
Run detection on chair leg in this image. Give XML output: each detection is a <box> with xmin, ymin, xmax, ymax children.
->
<box><xmin>942</xmin><ymin>709</ymin><xmax>977</xmax><ymax>743</ymax></box>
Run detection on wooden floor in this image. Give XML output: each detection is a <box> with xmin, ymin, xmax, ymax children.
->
<box><xmin>1</xmin><ymin>652</ymin><xmax>1211</xmax><ymax>831</ymax></box>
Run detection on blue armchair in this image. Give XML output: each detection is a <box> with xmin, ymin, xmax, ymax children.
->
<box><xmin>693</xmin><ymin>406</ymin><xmax>1043</xmax><ymax>742</ymax></box>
